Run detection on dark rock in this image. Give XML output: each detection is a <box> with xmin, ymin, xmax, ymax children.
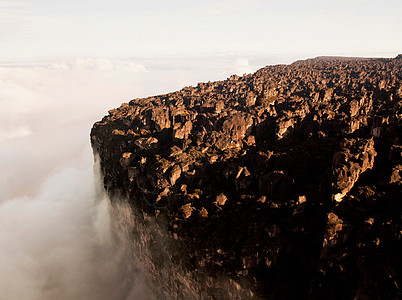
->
<box><xmin>332</xmin><ymin>138</ymin><xmax>377</xmax><ymax>202</ymax></box>
<box><xmin>390</xmin><ymin>165</ymin><xmax>402</xmax><ymax>183</ymax></box>
<box><xmin>169</xmin><ymin>164</ymin><xmax>182</xmax><ymax>186</ymax></box>
<box><xmin>213</xmin><ymin>193</ymin><xmax>228</xmax><ymax>207</ymax></box>
<box><xmin>91</xmin><ymin>56</ymin><xmax>402</xmax><ymax>299</ymax></box>
<box><xmin>179</xmin><ymin>203</ymin><xmax>194</xmax><ymax>219</ymax></box>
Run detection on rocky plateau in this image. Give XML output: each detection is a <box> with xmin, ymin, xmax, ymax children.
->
<box><xmin>91</xmin><ymin>55</ymin><xmax>402</xmax><ymax>299</ymax></box>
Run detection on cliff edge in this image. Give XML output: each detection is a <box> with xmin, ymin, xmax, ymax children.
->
<box><xmin>91</xmin><ymin>56</ymin><xmax>402</xmax><ymax>299</ymax></box>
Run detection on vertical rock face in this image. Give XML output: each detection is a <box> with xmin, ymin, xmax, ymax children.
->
<box><xmin>91</xmin><ymin>56</ymin><xmax>402</xmax><ymax>299</ymax></box>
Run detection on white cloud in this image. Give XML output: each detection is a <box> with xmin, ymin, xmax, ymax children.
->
<box><xmin>0</xmin><ymin>54</ymin><xmax>269</xmax><ymax>299</ymax></box>
<box><xmin>48</xmin><ymin>58</ymin><xmax>147</xmax><ymax>72</ymax></box>
<box><xmin>0</xmin><ymin>160</ymin><xmax>147</xmax><ymax>300</ymax></box>
<box><xmin>0</xmin><ymin>126</ymin><xmax>32</xmax><ymax>142</ymax></box>
<box><xmin>197</xmin><ymin>7</ymin><xmax>222</xmax><ymax>15</ymax></box>
<box><xmin>235</xmin><ymin>58</ymin><xmax>249</xmax><ymax>67</ymax></box>
<box><xmin>0</xmin><ymin>1</ymin><xmax>30</xmax><ymax>8</ymax></box>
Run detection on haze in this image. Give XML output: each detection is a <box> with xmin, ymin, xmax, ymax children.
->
<box><xmin>2</xmin><ymin>0</ymin><xmax>401</xmax><ymax>61</ymax></box>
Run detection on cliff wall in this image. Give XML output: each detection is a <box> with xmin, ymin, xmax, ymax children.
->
<box><xmin>91</xmin><ymin>56</ymin><xmax>402</xmax><ymax>299</ymax></box>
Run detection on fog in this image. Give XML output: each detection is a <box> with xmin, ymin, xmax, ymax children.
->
<box><xmin>0</xmin><ymin>55</ymin><xmax>266</xmax><ymax>299</ymax></box>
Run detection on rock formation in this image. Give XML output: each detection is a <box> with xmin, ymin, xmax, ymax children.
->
<box><xmin>91</xmin><ymin>56</ymin><xmax>402</xmax><ymax>299</ymax></box>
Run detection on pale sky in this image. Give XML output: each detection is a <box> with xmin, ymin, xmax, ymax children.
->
<box><xmin>1</xmin><ymin>0</ymin><xmax>401</xmax><ymax>62</ymax></box>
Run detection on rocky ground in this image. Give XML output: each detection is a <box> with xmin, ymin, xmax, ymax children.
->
<box><xmin>91</xmin><ymin>55</ymin><xmax>402</xmax><ymax>299</ymax></box>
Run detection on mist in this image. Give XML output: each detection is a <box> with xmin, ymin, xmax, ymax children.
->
<box><xmin>0</xmin><ymin>54</ymin><xmax>265</xmax><ymax>299</ymax></box>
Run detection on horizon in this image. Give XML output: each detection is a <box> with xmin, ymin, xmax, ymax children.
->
<box><xmin>1</xmin><ymin>0</ymin><xmax>401</xmax><ymax>63</ymax></box>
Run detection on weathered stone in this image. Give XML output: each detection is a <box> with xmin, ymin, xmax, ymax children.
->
<box><xmin>390</xmin><ymin>165</ymin><xmax>402</xmax><ymax>184</ymax></box>
<box><xmin>276</xmin><ymin>118</ymin><xmax>296</xmax><ymax>140</ymax></box>
<box><xmin>325</xmin><ymin>212</ymin><xmax>343</xmax><ymax>244</ymax></box>
<box><xmin>214</xmin><ymin>193</ymin><xmax>228</xmax><ymax>206</ymax></box>
<box><xmin>198</xmin><ymin>207</ymin><xmax>208</xmax><ymax>218</ymax></box>
<box><xmin>134</xmin><ymin>137</ymin><xmax>158</xmax><ymax>149</ymax></box>
<box><xmin>332</xmin><ymin>138</ymin><xmax>377</xmax><ymax>202</ymax></box>
<box><xmin>349</xmin><ymin>100</ymin><xmax>360</xmax><ymax>117</ymax></box>
<box><xmin>169</xmin><ymin>164</ymin><xmax>182</xmax><ymax>186</ymax></box>
<box><xmin>91</xmin><ymin>55</ymin><xmax>402</xmax><ymax>300</ymax></box>
<box><xmin>174</xmin><ymin>120</ymin><xmax>192</xmax><ymax>139</ymax></box>
<box><xmin>179</xmin><ymin>203</ymin><xmax>194</xmax><ymax>219</ymax></box>
<box><xmin>298</xmin><ymin>195</ymin><xmax>307</xmax><ymax>204</ymax></box>
<box><xmin>120</xmin><ymin>152</ymin><xmax>133</xmax><ymax>167</ymax></box>
<box><xmin>169</xmin><ymin>145</ymin><xmax>183</xmax><ymax>157</ymax></box>
<box><xmin>150</xmin><ymin>107</ymin><xmax>171</xmax><ymax>131</ymax></box>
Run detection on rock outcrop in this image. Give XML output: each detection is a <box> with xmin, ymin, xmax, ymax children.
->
<box><xmin>332</xmin><ymin>138</ymin><xmax>377</xmax><ymax>202</ymax></box>
<box><xmin>91</xmin><ymin>56</ymin><xmax>402</xmax><ymax>299</ymax></box>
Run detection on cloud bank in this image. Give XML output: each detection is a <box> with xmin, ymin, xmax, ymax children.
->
<box><xmin>0</xmin><ymin>55</ymin><xmax>263</xmax><ymax>299</ymax></box>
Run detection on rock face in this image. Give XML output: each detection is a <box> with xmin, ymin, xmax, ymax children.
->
<box><xmin>91</xmin><ymin>56</ymin><xmax>402</xmax><ymax>299</ymax></box>
<box><xmin>332</xmin><ymin>138</ymin><xmax>377</xmax><ymax>202</ymax></box>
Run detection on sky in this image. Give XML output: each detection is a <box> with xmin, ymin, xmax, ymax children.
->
<box><xmin>0</xmin><ymin>0</ymin><xmax>400</xmax><ymax>299</ymax></box>
<box><xmin>0</xmin><ymin>38</ymin><xmax>264</xmax><ymax>300</ymax></box>
<box><xmin>1</xmin><ymin>0</ymin><xmax>401</xmax><ymax>62</ymax></box>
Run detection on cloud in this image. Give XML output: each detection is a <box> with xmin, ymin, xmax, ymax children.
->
<box><xmin>0</xmin><ymin>54</ymin><xmax>268</xmax><ymax>299</ymax></box>
<box><xmin>318</xmin><ymin>8</ymin><xmax>331</xmax><ymax>14</ymax></box>
<box><xmin>197</xmin><ymin>7</ymin><xmax>222</xmax><ymax>15</ymax></box>
<box><xmin>48</xmin><ymin>58</ymin><xmax>147</xmax><ymax>72</ymax></box>
<box><xmin>234</xmin><ymin>57</ymin><xmax>254</xmax><ymax>75</ymax></box>
<box><xmin>0</xmin><ymin>1</ymin><xmax>30</xmax><ymax>8</ymax></box>
<box><xmin>0</xmin><ymin>54</ymin><xmax>265</xmax><ymax>200</ymax></box>
<box><xmin>0</xmin><ymin>57</ymin><xmax>154</xmax><ymax>299</ymax></box>
<box><xmin>0</xmin><ymin>156</ymin><xmax>148</xmax><ymax>300</ymax></box>
<box><xmin>0</xmin><ymin>126</ymin><xmax>32</xmax><ymax>142</ymax></box>
<box><xmin>235</xmin><ymin>57</ymin><xmax>250</xmax><ymax>67</ymax></box>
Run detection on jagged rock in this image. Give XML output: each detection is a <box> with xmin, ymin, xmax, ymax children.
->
<box><xmin>332</xmin><ymin>138</ymin><xmax>377</xmax><ymax>202</ymax></box>
<box><xmin>390</xmin><ymin>165</ymin><xmax>402</xmax><ymax>183</ymax></box>
<box><xmin>276</xmin><ymin>117</ymin><xmax>296</xmax><ymax>139</ymax></box>
<box><xmin>348</xmin><ymin>100</ymin><xmax>360</xmax><ymax>117</ymax></box>
<box><xmin>198</xmin><ymin>207</ymin><xmax>209</xmax><ymax>218</ymax></box>
<box><xmin>325</xmin><ymin>212</ymin><xmax>343</xmax><ymax>244</ymax></box>
<box><xmin>169</xmin><ymin>145</ymin><xmax>182</xmax><ymax>157</ymax></box>
<box><xmin>179</xmin><ymin>203</ymin><xmax>194</xmax><ymax>219</ymax></box>
<box><xmin>169</xmin><ymin>164</ymin><xmax>182</xmax><ymax>186</ymax></box>
<box><xmin>214</xmin><ymin>193</ymin><xmax>228</xmax><ymax>206</ymax></box>
<box><xmin>150</xmin><ymin>107</ymin><xmax>171</xmax><ymax>131</ymax></box>
<box><xmin>298</xmin><ymin>195</ymin><xmax>307</xmax><ymax>204</ymax></box>
<box><xmin>119</xmin><ymin>152</ymin><xmax>133</xmax><ymax>167</ymax></box>
<box><xmin>134</xmin><ymin>137</ymin><xmax>158</xmax><ymax>149</ymax></box>
<box><xmin>174</xmin><ymin>120</ymin><xmax>192</xmax><ymax>139</ymax></box>
<box><xmin>91</xmin><ymin>55</ymin><xmax>402</xmax><ymax>299</ymax></box>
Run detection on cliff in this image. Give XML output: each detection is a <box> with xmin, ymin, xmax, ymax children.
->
<box><xmin>91</xmin><ymin>56</ymin><xmax>402</xmax><ymax>299</ymax></box>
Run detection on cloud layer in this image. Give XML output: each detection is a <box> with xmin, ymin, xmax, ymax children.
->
<box><xmin>0</xmin><ymin>55</ymin><xmax>263</xmax><ymax>299</ymax></box>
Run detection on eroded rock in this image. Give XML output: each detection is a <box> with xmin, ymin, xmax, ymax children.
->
<box><xmin>91</xmin><ymin>55</ymin><xmax>402</xmax><ymax>299</ymax></box>
<box><xmin>332</xmin><ymin>138</ymin><xmax>377</xmax><ymax>202</ymax></box>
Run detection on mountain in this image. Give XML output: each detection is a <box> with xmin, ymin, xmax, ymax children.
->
<box><xmin>91</xmin><ymin>56</ymin><xmax>402</xmax><ymax>299</ymax></box>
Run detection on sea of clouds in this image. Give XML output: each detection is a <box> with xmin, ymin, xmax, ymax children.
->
<box><xmin>0</xmin><ymin>55</ymin><xmax>264</xmax><ymax>300</ymax></box>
